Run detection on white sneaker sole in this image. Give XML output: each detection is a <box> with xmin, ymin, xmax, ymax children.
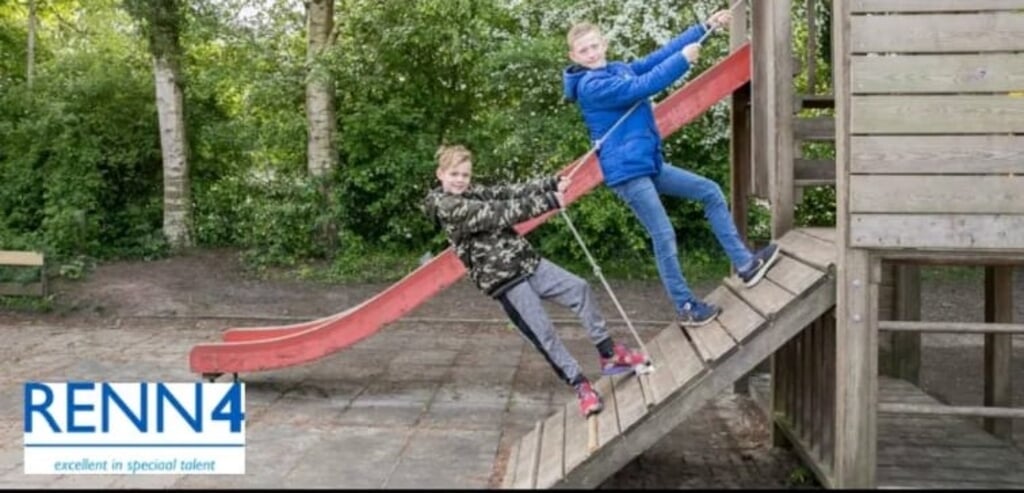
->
<box><xmin>633</xmin><ymin>360</ymin><xmax>655</xmax><ymax>375</ymax></box>
<box><xmin>743</xmin><ymin>246</ymin><xmax>782</xmax><ymax>288</ymax></box>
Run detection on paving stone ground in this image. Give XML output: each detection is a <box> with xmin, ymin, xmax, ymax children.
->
<box><xmin>1</xmin><ymin>251</ymin><xmax>1020</xmax><ymax>489</ymax></box>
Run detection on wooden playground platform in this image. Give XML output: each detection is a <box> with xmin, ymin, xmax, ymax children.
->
<box><xmin>750</xmin><ymin>375</ymin><xmax>1024</xmax><ymax>489</ymax></box>
<box><xmin>501</xmin><ymin>227</ymin><xmax>838</xmax><ymax>488</ymax></box>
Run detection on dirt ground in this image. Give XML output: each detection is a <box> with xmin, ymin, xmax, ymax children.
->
<box><xmin>5</xmin><ymin>248</ymin><xmax>1023</xmax><ymax>488</ymax></box>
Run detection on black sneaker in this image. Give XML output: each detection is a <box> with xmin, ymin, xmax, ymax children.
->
<box><xmin>737</xmin><ymin>243</ymin><xmax>781</xmax><ymax>288</ymax></box>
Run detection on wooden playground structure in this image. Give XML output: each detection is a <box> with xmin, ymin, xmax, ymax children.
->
<box><xmin>501</xmin><ymin>0</ymin><xmax>1023</xmax><ymax>489</ymax></box>
<box><xmin>740</xmin><ymin>0</ymin><xmax>1023</xmax><ymax>487</ymax></box>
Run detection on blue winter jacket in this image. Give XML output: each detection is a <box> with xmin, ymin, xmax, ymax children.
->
<box><xmin>563</xmin><ymin>23</ymin><xmax>707</xmax><ymax>187</ymax></box>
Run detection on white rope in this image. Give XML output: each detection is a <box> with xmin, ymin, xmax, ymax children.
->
<box><xmin>558</xmin><ymin>1</ymin><xmax>743</xmax><ymax>357</ymax></box>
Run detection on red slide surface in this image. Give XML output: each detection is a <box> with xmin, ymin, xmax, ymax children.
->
<box><xmin>189</xmin><ymin>43</ymin><xmax>752</xmax><ymax>375</ymax></box>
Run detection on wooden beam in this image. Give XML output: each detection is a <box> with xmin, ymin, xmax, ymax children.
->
<box><xmin>850</xmin><ymin>12</ymin><xmax>1024</xmax><ymax>54</ymax></box>
<box><xmin>851</xmin><ymin>214</ymin><xmax>1024</xmax><ymax>250</ymax></box>
<box><xmin>850</xmin><ymin>176</ymin><xmax>1024</xmax><ymax>214</ymax></box>
<box><xmin>852</xmin><ymin>0</ymin><xmax>1024</xmax><ymax>12</ymax></box>
<box><xmin>880</xmin><ymin>320</ymin><xmax>1024</xmax><ymax>334</ymax></box>
<box><xmin>984</xmin><ymin>266</ymin><xmax>1014</xmax><ymax>439</ymax></box>
<box><xmin>851</xmin><ymin>136</ymin><xmax>1024</xmax><ymax>175</ymax></box>
<box><xmin>873</xmin><ymin>251</ymin><xmax>1024</xmax><ymax>266</ymax></box>
<box><xmin>0</xmin><ymin>250</ymin><xmax>44</xmax><ymax>266</ymax></box>
<box><xmin>853</xmin><ymin>54</ymin><xmax>1024</xmax><ymax>94</ymax></box>
<box><xmin>794</xmin><ymin>117</ymin><xmax>834</xmax><ymax>141</ymax></box>
<box><xmin>879</xmin><ymin>403</ymin><xmax>1024</xmax><ymax>420</ymax></box>
<box><xmin>852</xmin><ymin>95</ymin><xmax>1024</xmax><ymax>134</ymax></box>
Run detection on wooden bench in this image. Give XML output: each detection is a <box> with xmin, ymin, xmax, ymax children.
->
<box><xmin>0</xmin><ymin>250</ymin><xmax>47</xmax><ymax>297</ymax></box>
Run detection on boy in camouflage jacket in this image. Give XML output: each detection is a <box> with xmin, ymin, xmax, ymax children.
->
<box><xmin>423</xmin><ymin>144</ymin><xmax>648</xmax><ymax>418</ymax></box>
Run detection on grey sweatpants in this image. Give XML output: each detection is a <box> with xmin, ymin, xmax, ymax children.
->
<box><xmin>495</xmin><ymin>259</ymin><xmax>610</xmax><ymax>386</ymax></box>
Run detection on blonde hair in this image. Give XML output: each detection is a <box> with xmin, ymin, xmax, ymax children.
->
<box><xmin>435</xmin><ymin>144</ymin><xmax>473</xmax><ymax>172</ymax></box>
<box><xmin>567</xmin><ymin>22</ymin><xmax>602</xmax><ymax>49</ymax></box>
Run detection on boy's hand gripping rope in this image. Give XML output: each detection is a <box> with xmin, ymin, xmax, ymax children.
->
<box><xmin>557</xmin><ymin>0</ymin><xmax>742</xmax><ymax>374</ymax></box>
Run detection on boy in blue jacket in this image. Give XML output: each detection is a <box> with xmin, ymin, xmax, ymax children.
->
<box><xmin>562</xmin><ymin>11</ymin><xmax>780</xmax><ymax>328</ymax></box>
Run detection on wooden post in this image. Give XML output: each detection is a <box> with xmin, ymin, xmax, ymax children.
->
<box><xmin>750</xmin><ymin>0</ymin><xmax>770</xmax><ymax>200</ymax></box>
<box><xmin>889</xmin><ymin>265</ymin><xmax>921</xmax><ymax>384</ymax></box>
<box><xmin>805</xmin><ymin>0</ymin><xmax>817</xmax><ymax>94</ymax></box>
<box><xmin>983</xmin><ymin>266</ymin><xmax>1013</xmax><ymax>440</ymax></box>
<box><xmin>754</xmin><ymin>0</ymin><xmax>795</xmax><ymax>447</ymax></box>
<box><xmin>834</xmin><ymin>251</ymin><xmax>878</xmax><ymax>488</ymax></box>
<box><xmin>729</xmin><ymin>0</ymin><xmax>751</xmax><ymax>249</ymax></box>
<box><xmin>832</xmin><ymin>0</ymin><xmax>876</xmax><ymax>486</ymax></box>
<box><xmin>768</xmin><ymin>0</ymin><xmax>795</xmax><ymax>238</ymax></box>
<box><xmin>730</xmin><ymin>0</ymin><xmax>756</xmax><ymax>397</ymax></box>
<box><xmin>752</xmin><ymin>0</ymin><xmax>795</xmax><ymax>228</ymax></box>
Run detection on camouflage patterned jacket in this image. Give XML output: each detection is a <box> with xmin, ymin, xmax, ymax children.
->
<box><xmin>424</xmin><ymin>177</ymin><xmax>561</xmax><ymax>297</ymax></box>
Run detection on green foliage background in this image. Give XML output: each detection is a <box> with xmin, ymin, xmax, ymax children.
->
<box><xmin>0</xmin><ymin>0</ymin><xmax>834</xmax><ymax>282</ymax></box>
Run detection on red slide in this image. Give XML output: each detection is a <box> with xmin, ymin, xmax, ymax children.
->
<box><xmin>188</xmin><ymin>43</ymin><xmax>752</xmax><ymax>375</ymax></box>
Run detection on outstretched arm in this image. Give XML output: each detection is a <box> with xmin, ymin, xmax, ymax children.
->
<box><xmin>579</xmin><ymin>53</ymin><xmax>692</xmax><ymax>109</ymax></box>
<box><xmin>438</xmin><ymin>193</ymin><xmax>559</xmax><ymax>237</ymax></box>
<box><xmin>475</xmin><ymin>176</ymin><xmax>558</xmax><ymax>200</ymax></box>
<box><xmin>629</xmin><ymin>23</ymin><xmax>706</xmax><ymax>76</ymax></box>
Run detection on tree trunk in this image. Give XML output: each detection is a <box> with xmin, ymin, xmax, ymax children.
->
<box><xmin>154</xmin><ymin>53</ymin><xmax>192</xmax><ymax>249</ymax></box>
<box><xmin>306</xmin><ymin>0</ymin><xmax>337</xmax><ymax>177</ymax></box>
<box><xmin>305</xmin><ymin>0</ymin><xmax>339</xmax><ymax>252</ymax></box>
<box><xmin>27</xmin><ymin>0</ymin><xmax>36</xmax><ymax>89</ymax></box>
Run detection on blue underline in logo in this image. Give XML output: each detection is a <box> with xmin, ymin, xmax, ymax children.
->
<box><xmin>24</xmin><ymin>443</ymin><xmax>244</xmax><ymax>448</ymax></box>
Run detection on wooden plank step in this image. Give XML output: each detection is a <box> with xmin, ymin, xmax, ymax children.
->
<box><xmin>644</xmin><ymin>332</ymin><xmax>684</xmax><ymax>407</ymax></box>
<box><xmin>653</xmin><ymin>325</ymin><xmax>707</xmax><ymax>388</ymax></box>
<box><xmin>558</xmin><ymin>277</ymin><xmax>837</xmax><ymax>488</ymax></box>
<box><xmin>511</xmin><ymin>421</ymin><xmax>542</xmax><ymax>488</ymax></box>
<box><xmin>798</xmin><ymin>227</ymin><xmax>837</xmax><ymax>245</ymax></box>
<box><xmin>723</xmin><ymin>276</ymin><xmax>795</xmax><ymax>320</ymax></box>
<box><xmin>534</xmin><ymin>409</ymin><xmax>566</xmax><ymax>488</ymax></box>
<box><xmin>704</xmin><ymin>286</ymin><xmax>767</xmax><ymax>343</ymax></box>
<box><xmin>776</xmin><ymin>230</ymin><xmax>836</xmax><ymax>272</ymax></box>
<box><xmin>562</xmin><ymin>399</ymin><xmax>590</xmax><ymax>476</ymax></box>
<box><xmin>766</xmin><ymin>253</ymin><xmax>827</xmax><ymax>296</ymax></box>
<box><xmin>611</xmin><ymin>371</ymin><xmax>649</xmax><ymax>433</ymax></box>
<box><xmin>593</xmin><ymin>377</ymin><xmax>620</xmax><ymax>448</ymax></box>
<box><xmin>684</xmin><ymin>319</ymin><xmax>738</xmax><ymax>363</ymax></box>
<box><xmin>501</xmin><ymin>440</ymin><xmax>520</xmax><ymax>488</ymax></box>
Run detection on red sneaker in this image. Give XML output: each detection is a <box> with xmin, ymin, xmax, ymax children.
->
<box><xmin>574</xmin><ymin>379</ymin><xmax>603</xmax><ymax>417</ymax></box>
<box><xmin>600</xmin><ymin>343</ymin><xmax>649</xmax><ymax>376</ymax></box>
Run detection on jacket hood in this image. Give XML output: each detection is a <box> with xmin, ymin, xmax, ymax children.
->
<box><xmin>562</xmin><ymin>64</ymin><xmax>590</xmax><ymax>102</ymax></box>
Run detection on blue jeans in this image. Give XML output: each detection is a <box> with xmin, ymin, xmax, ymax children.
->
<box><xmin>610</xmin><ymin>163</ymin><xmax>753</xmax><ymax>312</ymax></box>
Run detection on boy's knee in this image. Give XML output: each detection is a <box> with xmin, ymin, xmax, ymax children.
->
<box><xmin>700</xmin><ymin>181</ymin><xmax>726</xmax><ymax>206</ymax></box>
<box><xmin>651</xmin><ymin>230</ymin><xmax>679</xmax><ymax>259</ymax></box>
<box><xmin>649</xmin><ymin>225</ymin><xmax>677</xmax><ymax>245</ymax></box>
<box><xmin>570</xmin><ymin>276</ymin><xmax>590</xmax><ymax>294</ymax></box>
